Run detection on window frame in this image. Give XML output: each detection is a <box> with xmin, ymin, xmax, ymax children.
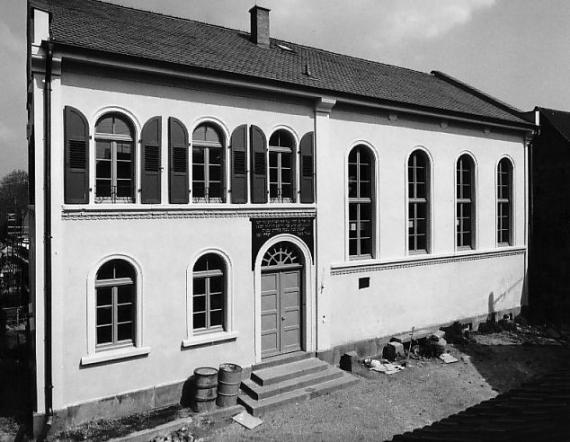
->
<box><xmin>192</xmin><ymin>256</ymin><xmax>225</xmax><ymax>333</ymax></box>
<box><xmin>456</xmin><ymin>154</ymin><xmax>475</xmax><ymax>251</ymax></box>
<box><xmin>82</xmin><ymin>255</ymin><xmax>148</xmax><ymax>366</ymax></box>
<box><xmin>347</xmin><ymin>145</ymin><xmax>375</xmax><ymax>260</ymax></box>
<box><xmin>95</xmin><ymin>261</ymin><xmax>136</xmax><ymax>350</ymax></box>
<box><xmin>184</xmin><ymin>250</ymin><xmax>236</xmax><ymax>347</ymax></box>
<box><xmin>191</xmin><ymin>123</ymin><xmax>226</xmax><ymax>203</ymax></box>
<box><xmin>407</xmin><ymin>149</ymin><xmax>431</xmax><ymax>254</ymax></box>
<box><xmin>268</xmin><ymin>129</ymin><xmax>297</xmax><ymax>203</ymax></box>
<box><xmin>497</xmin><ymin>157</ymin><xmax>513</xmax><ymax>246</ymax></box>
<box><xmin>94</xmin><ymin>113</ymin><xmax>136</xmax><ymax>204</ymax></box>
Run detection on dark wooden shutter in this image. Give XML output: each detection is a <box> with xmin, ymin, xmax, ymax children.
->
<box><xmin>140</xmin><ymin>116</ymin><xmax>162</xmax><ymax>204</ymax></box>
<box><xmin>250</xmin><ymin>125</ymin><xmax>267</xmax><ymax>203</ymax></box>
<box><xmin>169</xmin><ymin>117</ymin><xmax>189</xmax><ymax>204</ymax></box>
<box><xmin>230</xmin><ymin>125</ymin><xmax>247</xmax><ymax>203</ymax></box>
<box><xmin>64</xmin><ymin>106</ymin><xmax>89</xmax><ymax>204</ymax></box>
<box><xmin>300</xmin><ymin>132</ymin><xmax>315</xmax><ymax>203</ymax></box>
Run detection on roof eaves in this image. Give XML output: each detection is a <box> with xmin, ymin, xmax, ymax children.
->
<box><xmin>431</xmin><ymin>71</ymin><xmax>530</xmax><ymax>126</ymax></box>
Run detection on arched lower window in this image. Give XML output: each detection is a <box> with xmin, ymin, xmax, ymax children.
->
<box><xmin>348</xmin><ymin>145</ymin><xmax>374</xmax><ymax>258</ymax></box>
<box><xmin>457</xmin><ymin>154</ymin><xmax>475</xmax><ymax>249</ymax></box>
<box><xmin>269</xmin><ymin>130</ymin><xmax>296</xmax><ymax>203</ymax></box>
<box><xmin>192</xmin><ymin>124</ymin><xmax>225</xmax><ymax>203</ymax></box>
<box><xmin>95</xmin><ymin>259</ymin><xmax>136</xmax><ymax>348</ymax></box>
<box><xmin>497</xmin><ymin>158</ymin><xmax>513</xmax><ymax>245</ymax></box>
<box><xmin>95</xmin><ymin>114</ymin><xmax>135</xmax><ymax>203</ymax></box>
<box><xmin>193</xmin><ymin>254</ymin><xmax>225</xmax><ymax>331</ymax></box>
<box><xmin>408</xmin><ymin>150</ymin><xmax>430</xmax><ymax>253</ymax></box>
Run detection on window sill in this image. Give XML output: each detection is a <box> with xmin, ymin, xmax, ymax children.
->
<box><xmin>80</xmin><ymin>346</ymin><xmax>151</xmax><ymax>366</ymax></box>
<box><xmin>181</xmin><ymin>331</ymin><xmax>239</xmax><ymax>348</ymax></box>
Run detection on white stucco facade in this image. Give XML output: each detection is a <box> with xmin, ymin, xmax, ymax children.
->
<box><xmin>27</xmin><ymin>6</ymin><xmax>532</xmax><ymax>425</ymax></box>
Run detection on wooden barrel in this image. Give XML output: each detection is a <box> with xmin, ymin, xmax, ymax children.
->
<box><xmin>193</xmin><ymin>367</ymin><xmax>218</xmax><ymax>412</ymax></box>
<box><xmin>216</xmin><ymin>363</ymin><xmax>242</xmax><ymax>407</ymax></box>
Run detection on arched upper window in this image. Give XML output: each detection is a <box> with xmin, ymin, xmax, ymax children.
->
<box><xmin>348</xmin><ymin>145</ymin><xmax>375</xmax><ymax>258</ymax></box>
<box><xmin>457</xmin><ymin>154</ymin><xmax>475</xmax><ymax>249</ymax></box>
<box><xmin>408</xmin><ymin>150</ymin><xmax>430</xmax><ymax>253</ymax></box>
<box><xmin>269</xmin><ymin>130</ymin><xmax>296</xmax><ymax>203</ymax></box>
<box><xmin>95</xmin><ymin>114</ymin><xmax>135</xmax><ymax>203</ymax></box>
<box><xmin>95</xmin><ymin>259</ymin><xmax>136</xmax><ymax>348</ymax></box>
<box><xmin>192</xmin><ymin>123</ymin><xmax>225</xmax><ymax>203</ymax></box>
<box><xmin>497</xmin><ymin>158</ymin><xmax>513</xmax><ymax>245</ymax></box>
<box><xmin>193</xmin><ymin>254</ymin><xmax>226</xmax><ymax>331</ymax></box>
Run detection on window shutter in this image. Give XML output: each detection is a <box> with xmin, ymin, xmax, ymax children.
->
<box><xmin>140</xmin><ymin>116</ymin><xmax>162</xmax><ymax>204</ymax></box>
<box><xmin>250</xmin><ymin>125</ymin><xmax>267</xmax><ymax>203</ymax></box>
<box><xmin>64</xmin><ymin>106</ymin><xmax>89</xmax><ymax>204</ymax></box>
<box><xmin>300</xmin><ymin>132</ymin><xmax>315</xmax><ymax>203</ymax></box>
<box><xmin>169</xmin><ymin>117</ymin><xmax>189</xmax><ymax>204</ymax></box>
<box><xmin>230</xmin><ymin>125</ymin><xmax>247</xmax><ymax>203</ymax></box>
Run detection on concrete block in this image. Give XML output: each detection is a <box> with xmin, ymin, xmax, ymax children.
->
<box><xmin>383</xmin><ymin>342</ymin><xmax>405</xmax><ymax>361</ymax></box>
<box><xmin>339</xmin><ymin>351</ymin><xmax>359</xmax><ymax>372</ymax></box>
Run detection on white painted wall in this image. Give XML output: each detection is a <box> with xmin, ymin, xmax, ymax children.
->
<box><xmin>36</xmin><ymin>62</ymin><xmax>528</xmax><ymax>412</ymax></box>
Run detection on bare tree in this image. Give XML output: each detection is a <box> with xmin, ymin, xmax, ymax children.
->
<box><xmin>0</xmin><ymin>170</ymin><xmax>28</xmax><ymax>240</ymax></box>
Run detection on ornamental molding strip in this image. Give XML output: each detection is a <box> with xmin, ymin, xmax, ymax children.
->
<box><xmin>330</xmin><ymin>248</ymin><xmax>526</xmax><ymax>276</ymax></box>
<box><xmin>62</xmin><ymin>207</ymin><xmax>317</xmax><ymax>221</ymax></box>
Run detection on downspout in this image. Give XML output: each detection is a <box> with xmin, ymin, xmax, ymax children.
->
<box><xmin>40</xmin><ymin>40</ymin><xmax>54</xmax><ymax>440</ymax></box>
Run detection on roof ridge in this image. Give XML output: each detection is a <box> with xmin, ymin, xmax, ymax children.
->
<box><xmin>66</xmin><ymin>0</ymin><xmax>429</xmax><ymax>78</ymax></box>
<box><xmin>62</xmin><ymin>0</ymin><xmax>249</xmax><ymax>34</ymax></box>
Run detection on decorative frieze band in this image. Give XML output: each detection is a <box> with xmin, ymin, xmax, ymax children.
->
<box><xmin>62</xmin><ymin>208</ymin><xmax>317</xmax><ymax>221</ymax></box>
<box><xmin>330</xmin><ymin>248</ymin><xmax>526</xmax><ymax>276</ymax></box>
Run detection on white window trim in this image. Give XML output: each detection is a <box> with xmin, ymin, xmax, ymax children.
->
<box><xmin>183</xmin><ymin>248</ymin><xmax>235</xmax><ymax>348</ymax></box>
<box><xmin>454</xmin><ymin>151</ymin><xmax>478</xmax><ymax>251</ymax></box>
<box><xmin>82</xmin><ymin>254</ymin><xmax>147</xmax><ymax>366</ymax></box>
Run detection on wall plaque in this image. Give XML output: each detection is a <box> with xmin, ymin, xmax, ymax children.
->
<box><xmin>251</xmin><ymin>217</ymin><xmax>314</xmax><ymax>268</ymax></box>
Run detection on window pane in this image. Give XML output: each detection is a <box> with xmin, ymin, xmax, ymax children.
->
<box><xmin>281</xmin><ymin>167</ymin><xmax>291</xmax><ymax>184</ymax></box>
<box><xmin>282</xmin><ymin>153</ymin><xmax>291</xmax><ymax>168</ymax></box>
<box><xmin>361</xmin><ymin>237</ymin><xmax>372</xmax><ymax>255</ymax></box>
<box><xmin>281</xmin><ymin>183</ymin><xmax>292</xmax><ymax>199</ymax></box>
<box><xmin>193</xmin><ymin>182</ymin><xmax>205</xmax><ymax>198</ymax></box>
<box><xmin>193</xmin><ymin>278</ymin><xmax>206</xmax><ymax>295</ymax></box>
<box><xmin>193</xmin><ymin>295</ymin><xmax>206</xmax><ymax>313</ymax></box>
<box><xmin>209</xmin><ymin>182</ymin><xmax>222</xmax><ymax>198</ymax></box>
<box><xmin>417</xmin><ymin>234</ymin><xmax>427</xmax><ymax>251</ymax></box>
<box><xmin>117</xmin><ymin>304</ymin><xmax>133</xmax><ymax>323</ymax></box>
<box><xmin>113</xmin><ymin>118</ymin><xmax>131</xmax><ymax>137</ymax></box>
<box><xmin>97</xmin><ymin>326</ymin><xmax>112</xmax><ymax>344</ymax></box>
<box><xmin>349</xmin><ymin>239</ymin><xmax>357</xmax><ymax>256</ymax></box>
<box><xmin>96</xmin><ymin>161</ymin><xmax>111</xmax><ymax>179</ymax></box>
<box><xmin>96</xmin><ymin>142</ymin><xmax>111</xmax><ymax>159</ymax></box>
<box><xmin>209</xmin><ymin>164</ymin><xmax>221</xmax><ymax>181</ymax></box>
<box><xmin>116</xmin><ymin>143</ymin><xmax>132</xmax><ymax>160</ymax></box>
<box><xmin>193</xmin><ymin>312</ymin><xmax>206</xmax><ymax>329</ymax></box>
<box><xmin>117</xmin><ymin>323</ymin><xmax>133</xmax><ymax>341</ymax></box>
<box><xmin>193</xmin><ymin>147</ymin><xmax>204</xmax><ymax>164</ymax></box>
<box><xmin>360</xmin><ymin>181</ymin><xmax>371</xmax><ymax>198</ymax></box>
<box><xmin>117</xmin><ymin>285</ymin><xmax>133</xmax><ymax>303</ymax></box>
<box><xmin>210</xmin><ymin>310</ymin><xmax>223</xmax><ymax>327</ymax></box>
<box><xmin>96</xmin><ymin>180</ymin><xmax>111</xmax><ymax>198</ymax></box>
<box><xmin>117</xmin><ymin>161</ymin><xmax>132</xmax><ymax>179</ymax></box>
<box><xmin>97</xmin><ymin>287</ymin><xmax>112</xmax><ymax>306</ymax></box>
<box><xmin>97</xmin><ymin>262</ymin><xmax>114</xmax><ymax>280</ymax></box>
<box><xmin>116</xmin><ymin>180</ymin><xmax>133</xmax><ymax>198</ymax></box>
<box><xmin>210</xmin><ymin>275</ymin><xmax>223</xmax><ymax>293</ymax></box>
<box><xmin>269</xmin><ymin>183</ymin><xmax>278</xmax><ymax>198</ymax></box>
<box><xmin>210</xmin><ymin>148</ymin><xmax>223</xmax><ymax>165</ymax></box>
<box><xmin>210</xmin><ymin>293</ymin><xmax>223</xmax><ymax>310</ymax></box>
<box><xmin>96</xmin><ymin>307</ymin><xmax>112</xmax><ymax>326</ymax></box>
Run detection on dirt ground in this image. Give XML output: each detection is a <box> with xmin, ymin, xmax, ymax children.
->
<box><xmin>31</xmin><ymin>325</ymin><xmax>570</xmax><ymax>441</ymax></box>
<box><xmin>205</xmin><ymin>327</ymin><xmax>570</xmax><ymax>442</ymax></box>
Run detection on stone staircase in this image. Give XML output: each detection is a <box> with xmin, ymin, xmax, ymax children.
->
<box><xmin>238</xmin><ymin>352</ymin><xmax>358</xmax><ymax>416</ymax></box>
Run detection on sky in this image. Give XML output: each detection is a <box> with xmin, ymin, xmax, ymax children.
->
<box><xmin>1</xmin><ymin>0</ymin><xmax>570</xmax><ymax>178</ymax></box>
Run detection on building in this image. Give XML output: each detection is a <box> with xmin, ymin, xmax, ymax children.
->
<box><xmin>27</xmin><ymin>0</ymin><xmax>535</xmax><ymax>433</ymax></box>
<box><xmin>526</xmin><ymin>107</ymin><xmax>570</xmax><ymax>324</ymax></box>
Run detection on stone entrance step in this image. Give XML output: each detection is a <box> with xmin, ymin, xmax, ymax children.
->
<box><xmin>238</xmin><ymin>355</ymin><xmax>358</xmax><ymax>416</ymax></box>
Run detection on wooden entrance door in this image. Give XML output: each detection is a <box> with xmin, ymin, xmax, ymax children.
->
<box><xmin>260</xmin><ymin>243</ymin><xmax>303</xmax><ymax>358</ymax></box>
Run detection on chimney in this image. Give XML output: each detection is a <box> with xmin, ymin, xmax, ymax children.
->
<box><xmin>250</xmin><ymin>5</ymin><xmax>270</xmax><ymax>47</ymax></box>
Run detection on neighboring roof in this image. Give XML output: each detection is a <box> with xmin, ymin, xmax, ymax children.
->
<box><xmin>33</xmin><ymin>0</ymin><xmax>530</xmax><ymax>127</ymax></box>
<box><xmin>537</xmin><ymin>107</ymin><xmax>570</xmax><ymax>143</ymax></box>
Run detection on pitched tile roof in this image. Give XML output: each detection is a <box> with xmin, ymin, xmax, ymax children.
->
<box><xmin>34</xmin><ymin>0</ymin><xmax>530</xmax><ymax>126</ymax></box>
